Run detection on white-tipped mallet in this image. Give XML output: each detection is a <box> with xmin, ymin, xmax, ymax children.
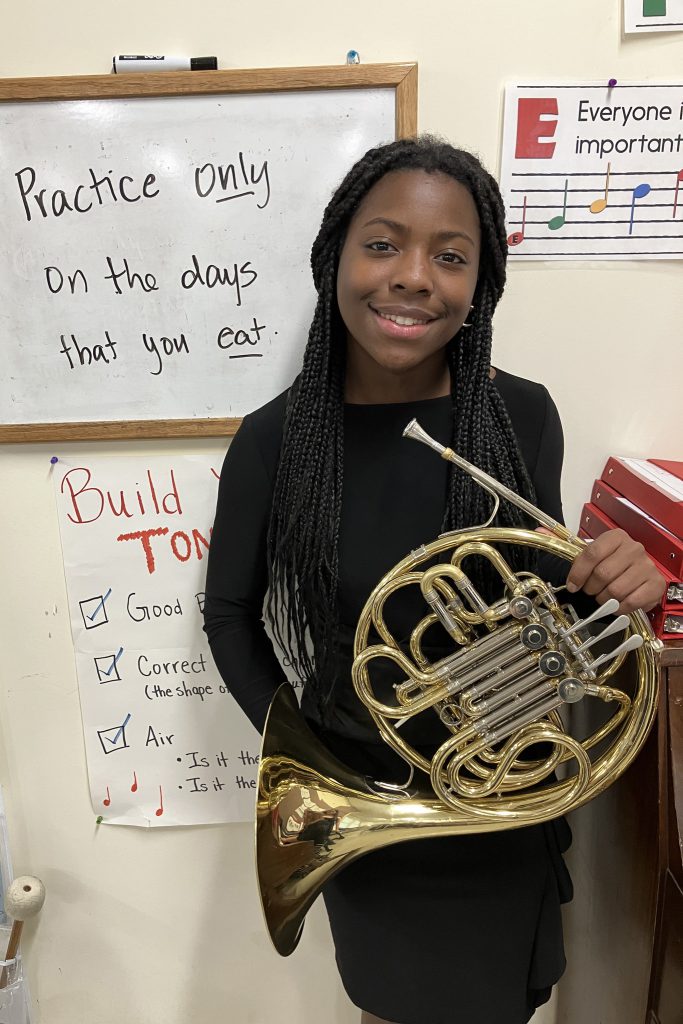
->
<box><xmin>0</xmin><ymin>876</ymin><xmax>46</xmax><ymax>989</ymax></box>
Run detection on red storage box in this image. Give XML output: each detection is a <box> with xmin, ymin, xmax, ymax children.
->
<box><xmin>650</xmin><ymin>606</ymin><xmax>683</xmax><ymax>640</ymax></box>
<box><xmin>650</xmin><ymin>458</ymin><xmax>683</xmax><ymax>482</ymax></box>
<box><xmin>580</xmin><ymin>502</ymin><xmax>617</xmax><ymax>541</ymax></box>
<box><xmin>581</xmin><ymin>501</ymin><xmax>683</xmax><ymax>610</ymax></box>
<box><xmin>601</xmin><ymin>456</ymin><xmax>683</xmax><ymax>540</ymax></box>
<box><xmin>590</xmin><ymin>480</ymin><xmax>683</xmax><ymax>577</ymax></box>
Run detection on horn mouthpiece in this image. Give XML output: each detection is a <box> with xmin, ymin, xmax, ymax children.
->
<box><xmin>403</xmin><ymin>419</ymin><xmax>448</xmax><ymax>457</ymax></box>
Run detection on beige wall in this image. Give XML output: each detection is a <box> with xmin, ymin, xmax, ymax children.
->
<box><xmin>1</xmin><ymin>3</ymin><xmax>681</xmax><ymax>1023</ymax></box>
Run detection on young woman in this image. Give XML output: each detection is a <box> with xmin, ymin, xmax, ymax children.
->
<box><xmin>203</xmin><ymin>136</ymin><xmax>664</xmax><ymax>1024</ymax></box>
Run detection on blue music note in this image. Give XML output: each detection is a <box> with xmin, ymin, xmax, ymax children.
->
<box><xmin>628</xmin><ymin>183</ymin><xmax>651</xmax><ymax>236</ymax></box>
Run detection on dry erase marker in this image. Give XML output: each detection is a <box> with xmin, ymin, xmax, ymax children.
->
<box><xmin>112</xmin><ymin>55</ymin><xmax>218</xmax><ymax>73</ymax></box>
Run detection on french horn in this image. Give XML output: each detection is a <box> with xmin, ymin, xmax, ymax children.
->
<box><xmin>256</xmin><ymin>420</ymin><xmax>661</xmax><ymax>956</ymax></box>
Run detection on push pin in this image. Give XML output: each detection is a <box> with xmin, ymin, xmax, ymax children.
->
<box><xmin>50</xmin><ymin>456</ymin><xmax>59</xmax><ymax>465</ymax></box>
<box><xmin>346</xmin><ymin>50</ymin><xmax>360</xmax><ymax>65</ymax></box>
<box><xmin>608</xmin><ymin>78</ymin><xmax>617</xmax><ymax>88</ymax></box>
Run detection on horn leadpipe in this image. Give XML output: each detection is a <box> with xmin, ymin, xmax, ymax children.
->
<box><xmin>403</xmin><ymin>419</ymin><xmax>579</xmax><ymax>545</ymax></box>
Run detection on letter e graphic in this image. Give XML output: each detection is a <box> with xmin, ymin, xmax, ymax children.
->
<box><xmin>515</xmin><ymin>98</ymin><xmax>559</xmax><ymax>159</ymax></box>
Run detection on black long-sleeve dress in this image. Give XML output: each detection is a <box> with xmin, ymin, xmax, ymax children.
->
<box><xmin>204</xmin><ymin>367</ymin><xmax>574</xmax><ymax>1024</ymax></box>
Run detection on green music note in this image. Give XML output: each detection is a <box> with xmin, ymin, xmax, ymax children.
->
<box><xmin>547</xmin><ymin>180</ymin><xmax>569</xmax><ymax>231</ymax></box>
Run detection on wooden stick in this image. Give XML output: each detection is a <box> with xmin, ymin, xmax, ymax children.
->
<box><xmin>0</xmin><ymin>921</ymin><xmax>22</xmax><ymax>989</ymax></box>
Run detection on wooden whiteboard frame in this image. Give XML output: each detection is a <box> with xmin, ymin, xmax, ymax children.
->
<box><xmin>0</xmin><ymin>63</ymin><xmax>417</xmax><ymax>443</ymax></box>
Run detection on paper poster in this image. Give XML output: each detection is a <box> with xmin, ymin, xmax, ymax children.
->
<box><xmin>52</xmin><ymin>453</ymin><xmax>290</xmax><ymax>827</ymax></box>
<box><xmin>624</xmin><ymin>0</ymin><xmax>683</xmax><ymax>32</ymax></box>
<box><xmin>500</xmin><ymin>82</ymin><xmax>683</xmax><ymax>260</ymax></box>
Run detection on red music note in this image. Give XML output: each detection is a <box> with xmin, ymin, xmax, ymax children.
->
<box><xmin>131</xmin><ymin>771</ymin><xmax>138</xmax><ymax>793</ymax></box>
<box><xmin>103</xmin><ymin>786</ymin><xmax>111</xmax><ymax>807</ymax></box>
<box><xmin>155</xmin><ymin>786</ymin><xmax>164</xmax><ymax>817</ymax></box>
<box><xmin>507</xmin><ymin>196</ymin><xmax>527</xmax><ymax>246</ymax></box>
<box><xmin>673</xmin><ymin>169</ymin><xmax>683</xmax><ymax>219</ymax></box>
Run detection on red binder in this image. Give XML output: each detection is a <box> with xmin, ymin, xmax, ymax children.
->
<box><xmin>651</xmin><ymin>606</ymin><xmax>683</xmax><ymax>640</ymax></box>
<box><xmin>579</xmin><ymin>502</ymin><xmax>681</xmax><ymax>640</ymax></box>
<box><xmin>580</xmin><ymin>501</ymin><xmax>682</xmax><ymax>609</ymax></box>
<box><xmin>601</xmin><ymin>456</ymin><xmax>683</xmax><ymax>540</ymax></box>
<box><xmin>590</xmin><ymin>479</ymin><xmax>683</xmax><ymax>577</ymax></box>
<box><xmin>650</xmin><ymin>458</ymin><xmax>683</xmax><ymax>482</ymax></box>
<box><xmin>662</xmin><ymin>576</ymin><xmax>683</xmax><ymax>610</ymax></box>
<box><xmin>580</xmin><ymin>502</ymin><xmax>616</xmax><ymax>541</ymax></box>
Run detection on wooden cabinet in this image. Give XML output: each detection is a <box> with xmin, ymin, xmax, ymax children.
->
<box><xmin>557</xmin><ymin>641</ymin><xmax>683</xmax><ymax>1024</ymax></box>
<box><xmin>648</xmin><ymin>642</ymin><xmax>683</xmax><ymax>1024</ymax></box>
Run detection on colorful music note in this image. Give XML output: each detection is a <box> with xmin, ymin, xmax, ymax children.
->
<box><xmin>628</xmin><ymin>183</ymin><xmax>651</xmax><ymax>235</ymax></box>
<box><xmin>643</xmin><ymin>0</ymin><xmax>666</xmax><ymax>15</ymax></box>
<box><xmin>547</xmin><ymin>180</ymin><xmax>568</xmax><ymax>230</ymax></box>
<box><xmin>589</xmin><ymin>163</ymin><xmax>611</xmax><ymax>215</ymax></box>
<box><xmin>155</xmin><ymin>786</ymin><xmax>164</xmax><ymax>817</ymax></box>
<box><xmin>507</xmin><ymin>196</ymin><xmax>527</xmax><ymax>246</ymax></box>
<box><xmin>673</xmin><ymin>170</ymin><xmax>683</xmax><ymax>219</ymax></box>
<box><xmin>131</xmin><ymin>771</ymin><xmax>138</xmax><ymax>793</ymax></box>
<box><xmin>103</xmin><ymin>786</ymin><xmax>111</xmax><ymax>807</ymax></box>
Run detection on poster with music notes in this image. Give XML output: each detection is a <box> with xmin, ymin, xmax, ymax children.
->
<box><xmin>53</xmin><ymin>453</ymin><xmax>289</xmax><ymax>828</ymax></box>
<box><xmin>625</xmin><ymin>0</ymin><xmax>683</xmax><ymax>33</ymax></box>
<box><xmin>500</xmin><ymin>82</ymin><xmax>683</xmax><ymax>260</ymax></box>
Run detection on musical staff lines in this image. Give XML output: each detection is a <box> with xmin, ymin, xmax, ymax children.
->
<box><xmin>505</xmin><ymin>166</ymin><xmax>683</xmax><ymax>258</ymax></box>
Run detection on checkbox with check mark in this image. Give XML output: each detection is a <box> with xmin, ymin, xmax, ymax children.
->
<box><xmin>94</xmin><ymin>648</ymin><xmax>123</xmax><ymax>683</ymax></box>
<box><xmin>79</xmin><ymin>588</ymin><xmax>112</xmax><ymax>629</ymax></box>
<box><xmin>97</xmin><ymin>713</ymin><xmax>131</xmax><ymax>755</ymax></box>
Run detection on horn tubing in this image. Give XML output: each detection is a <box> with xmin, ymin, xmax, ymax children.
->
<box><xmin>257</xmin><ymin>478</ymin><xmax>661</xmax><ymax>957</ymax></box>
<box><xmin>403</xmin><ymin>419</ymin><xmax>579</xmax><ymax>543</ymax></box>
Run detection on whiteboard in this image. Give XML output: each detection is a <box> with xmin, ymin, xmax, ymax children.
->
<box><xmin>0</xmin><ymin>81</ymin><xmax>397</xmax><ymax>432</ymax></box>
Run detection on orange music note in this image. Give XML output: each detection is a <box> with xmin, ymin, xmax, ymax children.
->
<box><xmin>155</xmin><ymin>786</ymin><xmax>164</xmax><ymax>817</ymax></box>
<box><xmin>673</xmin><ymin>169</ymin><xmax>683</xmax><ymax>218</ymax></box>
<box><xmin>103</xmin><ymin>786</ymin><xmax>111</xmax><ymax>807</ymax></box>
<box><xmin>547</xmin><ymin>180</ymin><xmax>569</xmax><ymax>230</ymax></box>
<box><xmin>590</xmin><ymin>163</ymin><xmax>611</xmax><ymax>214</ymax></box>
<box><xmin>507</xmin><ymin>196</ymin><xmax>527</xmax><ymax>246</ymax></box>
<box><xmin>131</xmin><ymin>771</ymin><xmax>138</xmax><ymax>793</ymax></box>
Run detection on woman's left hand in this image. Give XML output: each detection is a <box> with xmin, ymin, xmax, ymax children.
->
<box><xmin>565</xmin><ymin>528</ymin><xmax>667</xmax><ymax>614</ymax></box>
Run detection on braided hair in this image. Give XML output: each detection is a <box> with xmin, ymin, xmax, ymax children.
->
<box><xmin>266</xmin><ymin>135</ymin><xmax>537</xmax><ymax>718</ymax></box>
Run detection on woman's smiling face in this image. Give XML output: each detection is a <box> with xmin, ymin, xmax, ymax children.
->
<box><xmin>336</xmin><ymin>169</ymin><xmax>481</xmax><ymax>389</ymax></box>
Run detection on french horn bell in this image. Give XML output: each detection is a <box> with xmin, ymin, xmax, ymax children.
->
<box><xmin>256</xmin><ymin>420</ymin><xmax>661</xmax><ymax>956</ymax></box>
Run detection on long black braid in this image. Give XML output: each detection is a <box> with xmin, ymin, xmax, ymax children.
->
<box><xmin>266</xmin><ymin>136</ymin><xmax>537</xmax><ymax>719</ymax></box>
